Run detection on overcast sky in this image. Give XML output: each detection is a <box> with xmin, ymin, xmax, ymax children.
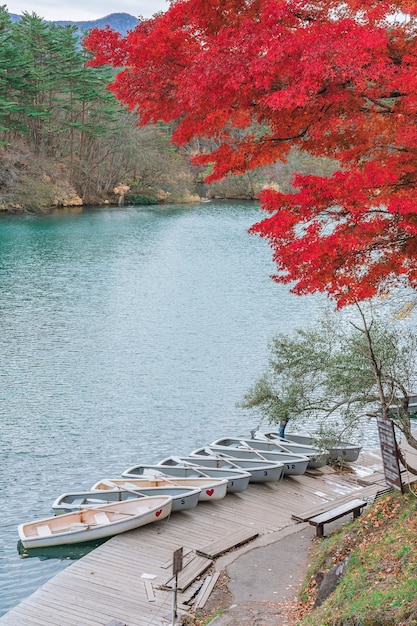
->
<box><xmin>5</xmin><ymin>1</ymin><xmax>169</xmax><ymax>21</ymax></box>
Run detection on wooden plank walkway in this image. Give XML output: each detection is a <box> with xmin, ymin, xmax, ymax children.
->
<box><xmin>0</xmin><ymin>445</ymin><xmax>404</xmax><ymax>626</ymax></box>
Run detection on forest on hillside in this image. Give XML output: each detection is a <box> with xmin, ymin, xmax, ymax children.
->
<box><xmin>0</xmin><ymin>8</ymin><xmax>334</xmax><ymax>212</ymax></box>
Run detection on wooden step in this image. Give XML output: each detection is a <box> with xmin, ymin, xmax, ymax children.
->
<box><xmin>197</xmin><ymin>526</ymin><xmax>259</xmax><ymax>558</ymax></box>
<box><xmin>162</xmin><ymin>553</ymin><xmax>212</xmax><ymax>591</ymax></box>
<box><xmin>194</xmin><ymin>573</ymin><xmax>220</xmax><ymax>609</ymax></box>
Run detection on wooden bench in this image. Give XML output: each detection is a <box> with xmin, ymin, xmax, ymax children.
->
<box><xmin>308</xmin><ymin>498</ymin><xmax>367</xmax><ymax>538</ymax></box>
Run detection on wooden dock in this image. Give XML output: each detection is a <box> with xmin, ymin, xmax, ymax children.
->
<box><xmin>2</xmin><ymin>445</ymin><xmax>416</xmax><ymax>626</ymax></box>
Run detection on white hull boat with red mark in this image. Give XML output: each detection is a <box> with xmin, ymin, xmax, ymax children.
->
<box><xmin>92</xmin><ymin>476</ymin><xmax>229</xmax><ymax>501</ymax></box>
<box><xmin>18</xmin><ymin>495</ymin><xmax>172</xmax><ymax>549</ymax></box>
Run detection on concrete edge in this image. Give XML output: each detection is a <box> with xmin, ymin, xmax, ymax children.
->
<box><xmin>214</xmin><ymin>522</ymin><xmax>312</xmax><ymax>572</ymax></box>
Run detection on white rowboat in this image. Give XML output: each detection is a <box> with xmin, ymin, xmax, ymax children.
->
<box><xmin>18</xmin><ymin>495</ymin><xmax>172</xmax><ymax>549</ymax></box>
<box><xmin>122</xmin><ymin>464</ymin><xmax>251</xmax><ymax>493</ymax></box>
<box><xmin>52</xmin><ymin>485</ymin><xmax>200</xmax><ymax>514</ymax></box>
<box><xmin>190</xmin><ymin>445</ymin><xmax>309</xmax><ymax>476</ymax></box>
<box><xmin>92</xmin><ymin>477</ymin><xmax>229</xmax><ymax>501</ymax></box>
<box><xmin>212</xmin><ymin>436</ymin><xmax>328</xmax><ymax>469</ymax></box>
<box><xmin>273</xmin><ymin>431</ymin><xmax>362</xmax><ymax>463</ymax></box>
<box><xmin>159</xmin><ymin>455</ymin><xmax>284</xmax><ymax>483</ymax></box>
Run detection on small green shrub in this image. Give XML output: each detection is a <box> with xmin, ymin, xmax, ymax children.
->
<box><xmin>128</xmin><ymin>194</ymin><xmax>159</xmax><ymax>205</ymax></box>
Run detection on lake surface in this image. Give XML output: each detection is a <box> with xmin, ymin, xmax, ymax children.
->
<box><xmin>0</xmin><ymin>200</ymin><xmax>358</xmax><ymax>615</ymax></box>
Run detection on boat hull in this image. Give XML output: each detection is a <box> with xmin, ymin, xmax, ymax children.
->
<box><xmin>212</xmin><ymin>436</ymin><xmax>328</xmax><ymax>469</ymax></box>
<box><xmin>160</xmin><ymin>455</ymin><xmax>284</xmax><ymax>483</ymax></box>
<box><xmin>92</xmin><ymin>477</ymin><xmax>229</xmax><ymax>502</ymax></box>
<box><xmin>52</xmin><ymin>486</ymin><xmax>200</xmax><ymax>514</ymax></box>
<box><xmin>281</xmin><ymin>432</ymin><xmax>362</xmax><ymax>463</ymax></box>
<box><xmin>122</xmin><ymin>464</ymin><xmax>251</xmax><ymax>493</ymax></box>
<box><xmin>18</xmin><ymin>496</ymin><xmax>172</xmax><ymax>549</ymax></box>
<box><xmin>191</xmin><ymin>445</ymin><xmax>309</xmax><ymax>476</ymax></box>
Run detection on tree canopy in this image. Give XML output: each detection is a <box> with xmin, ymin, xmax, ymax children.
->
<box><xmin>238</xmin><ymin>305</ymin><xmax>417</xmax><ymax>469</ymax></box>
<box><xmin>85</xmin><ymin>0</ymin><xmax>417</xmax><ymax>306</ymax></box>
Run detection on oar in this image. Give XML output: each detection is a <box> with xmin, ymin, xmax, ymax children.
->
<box><xmin>122</xmin><ymin>471</ymin><xmax>191</xmax><ymax>489</ymax></box>
<box><xmin>186</xmin><ymin>454</ymin><xmax>240</xmax><ymax>471</ymax></box>
<box><xmin>100</xmin><ymin>479</ymin><xmax>149</xmax><ymax>497</ymax></box>
<box><xmin>235</xmin><ymin>440</ymin><xmax>270</xmax><ymax>460</ymax></box>
<box><xmin>87</xmin><ymin>480</ymin><xmax>154</xmax><ymax>502</ymax></box>
<box><xmin>90</xmin><ymin>509</ymin><xmax>137</xmax><ymax>518</ymax></box>
<box><xmin>80</xmin><ymin>495</ymin><xmax>170</xmax><ymax>519</ymax></box>
<box><xmin>144</xmin><ymin>464</ymin><xmax>217</xmax><ymax>480</ymax></box>
<box><xmin>176</xmin><ymin>465</ymin><xmax>211</xmax><ymax>478</ymax></box>
<box><xmin>105</xmin><ymin>477</ymin><xmax>183</xmax><ymax>498</ymax></box>
<box><xmin>78</xmin><ymin>504</ymin><xmax>139</xmax><ymax>519</ymax></box>
<box><xmin>212</xmin><ymin>457</ymin><xmax>240</xmax><ymax>469</ymax></box>
<box><xmin>201</xmin><ymin>443</ymin><xmax>268</xmax><ymax>462</ymax></box>
<box><xmin>190</xmin><ymin>447</ymin><xmax>224</xmax><ymax>459</ymax></box>
<box><xmin>201</xmin><ymin>447</ymin><xmax>236</xmax><ymax>460</ymax></box>
<box><xmin>168</xmin><ymin>456</ymin><xmax>249</xmax><ymax>477</ymax></box>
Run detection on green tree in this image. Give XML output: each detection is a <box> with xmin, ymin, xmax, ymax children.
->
<box><xmin>0</xmin><ymin>6</ymin><xmax>30</xmax><ymax>141</ymax></box>
<box><xmin>239</xmin><ymin>305</ymin><xmax>417</xmax><ymax>471</ymax></box>
<box><xmin>38</xmin><ymin>23</ymin><xmax>85</xmax><ymax>160</ymax></box>
<box><xmin>0</xmin><ymin>11</ymin><xmax>201</xmax><ymax>208</ymax></box>
<box><xmin>11</xmin><ymin>13</ymin><xmax>59</xmax><ymax>153</ymax></box>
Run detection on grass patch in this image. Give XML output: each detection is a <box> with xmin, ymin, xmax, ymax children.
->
<box><xmin>298</xmin><ymin>488</ymin><xmax>417</xmax><ymax>625</ymax></box>
<box><xmin>204</xmin><ymin>610</ymin><xmax>223</xmax><ymax>624</ymax></box>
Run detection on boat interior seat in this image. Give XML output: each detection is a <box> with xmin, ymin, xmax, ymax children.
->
<box><xmin>68</xmin><ymin>496</ymin><xmax>88</xmax><ymax>505</ymax></box>
<box><xmin>94</xmin><ymin>512</ymin><xmax>110</xmax><ymax>525</ymax></box>
<box><xmin>69</xmin><ymin>522</ymin><xmax>90</xmax><ymax>530</ymax></box>
<box><xmin>37</xmin><ymin>524</ymin><xmax>52</xmax><ymax>537</ymax></box>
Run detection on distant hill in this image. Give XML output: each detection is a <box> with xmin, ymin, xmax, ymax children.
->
<box><xmin>8</xmin><ymin>12</ymin><xmax>140</xmax><ymax>35</ymax></box>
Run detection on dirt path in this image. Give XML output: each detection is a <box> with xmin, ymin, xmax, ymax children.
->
<box><xmin>188</xmin><ymin>524</ymin><xmax>316</xmax><ymax>625</ymax></box>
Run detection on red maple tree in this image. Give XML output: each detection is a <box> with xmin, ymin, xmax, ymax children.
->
<box><xmin>85</xmin><ymin>0</ymin><xmax>417</xmax><ymax>306</ymax></box>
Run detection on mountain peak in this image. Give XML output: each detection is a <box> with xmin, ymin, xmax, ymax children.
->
<box><xmin>9</xmin><ymin>12</ymin><xmax>140</xmax><ymax>35</ymax></box>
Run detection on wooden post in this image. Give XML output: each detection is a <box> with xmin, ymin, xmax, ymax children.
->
<box><xmin>377</xmin><ymin>416</ymin><xmax>403</xmax><ymax>493</ymax></box>
<box><xmin>171</xmin><ymin>547</ymin><xmax>183</xmax><ymax>625</ymax></box>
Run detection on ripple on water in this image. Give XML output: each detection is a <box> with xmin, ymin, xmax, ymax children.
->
<box><xmin>0</xmin><ymin>203</ymin><xmax>375</xmax><ymax>617</ymax></box>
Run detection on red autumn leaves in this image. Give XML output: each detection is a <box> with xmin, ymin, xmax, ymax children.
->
<box><xmin>85</xmin><ymin>0</ymin><xmax>417</xmax><ymax>306</ymax></box>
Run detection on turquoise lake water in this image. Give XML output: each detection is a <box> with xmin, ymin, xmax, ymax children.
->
<box><xmin>0</xmin><ymin>200</ymin><xmax>332</xmax><ymax>615</ymax></box>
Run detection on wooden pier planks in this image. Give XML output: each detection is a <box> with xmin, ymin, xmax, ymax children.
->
<box><xmin>1</xmin><ymin>447</ymin><xmax>395</xmax><ymax>626</ymax></box>
<box><xmin>291</xmin><ymin>484</ymin><xmax>382</xmax><ymax>522</ymax></box>
<box><xmin>162</xmin><ymin>553</ymin><xmax>212</xmax><ymax>591</ymax></box>
<box><xmin>194</xmin><ymin>572</ymin><xmax>220</xmax><ymax>609</ymax></box>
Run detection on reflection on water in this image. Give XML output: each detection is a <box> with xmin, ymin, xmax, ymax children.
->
<box><xmin>0</xmin><ymin>201</ymin><xmax>345</xmax><ymax>616</ymax></box>
<box><xmin>17</xmin><ymin>538</ymin><xmax>109</xmax><ymax>561</ymax></box>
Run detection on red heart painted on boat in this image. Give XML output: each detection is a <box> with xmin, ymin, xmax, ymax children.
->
<box><xmin>155</xmin><ymin>509</ymin><xmax>162</xmax><ymax>517</ymax></box>
<box><xmin>206</xmin><ymin>489</ymin><xmax>214</xmax><ymax>496</ymax></box>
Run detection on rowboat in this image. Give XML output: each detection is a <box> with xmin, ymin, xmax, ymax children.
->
<box><xmin>270</xmin><ymin>431</ymin><xmax>362</xmax><ymax>463</ymax></box>
<box><xmin>211</xmin><ymin>436</ymin><xmax>329</xmax><ymax>469</ymax></box>
<box><xmin>122</xmin><ymin>464</ymin><xmax>251</xmax><ymax>493</ymax></box>
<box><xmin>159</xmin><ymin>455</ymin><xmax>284</xmax><ymax>483</ymax></box>
<box><xmin>190</xmin><ymin>445</ymin><xmax>309</xmax><ymax>476</ymax></box>
<box><xmin>18</xmin><ymin>495</ymin><xmax>172</xmax><ymax>549</ymax></box>
<box><xmin>248</xmin><ymin>432</ymin><xmax>330</xmax><ymax>468</ymax></box>
<box><xmin>92</xmin><ymin>477</ymin><xmax>229</xmax><ymax>502</ymax></box>
<box><xmin>52</xmin><ymin>484</ymin><xmax>201</xmax><ymax>514</ymax></box>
